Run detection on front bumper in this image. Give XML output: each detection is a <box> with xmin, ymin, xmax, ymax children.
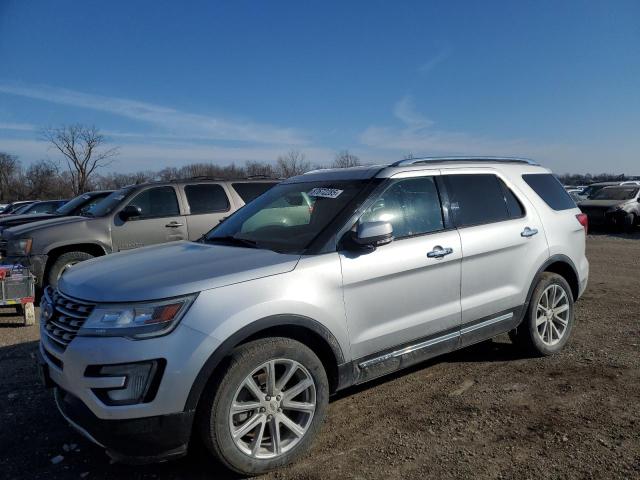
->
<box><xmin>38</xmin><ymin>300</ymin><xmax>222</xmax><ymax>461</ymax></box>
<box><xmin>2</xmin><ymin>254</ymin><xmax>47</xmax><ymax>285</ymax></box>
<box><xmin>54</xmin><ymin>387</ymin><xmax>193</xmax><ymax>463</ymax></box>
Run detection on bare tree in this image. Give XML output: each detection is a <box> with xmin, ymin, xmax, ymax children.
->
<box><xmin>332</xmin><ymin>150</ymin><xmax>361</xmax><ymax>168</ymax></box>
<box><xmin>0</xmin><ymin>152</ymin><xmax>21</xmax><ymax>201</ymax></box>
<box><xmin>245</xmin><ymin>160</ymin><xmax>275</xmax><ymax>178</ymax></box>
<box><xmin>24</xmin><ymin>160</ymin><xmax>73</xmax><ymax>199</ymax></box>
<box><xmin>276</xmin><ymin>150</ymin><xmax>310</xmax><ymax>178</ymax></box>
<box><xmin>42</xmin><ymin>124</ymin><xmax>119</xmax><ymax>194</ymax></box>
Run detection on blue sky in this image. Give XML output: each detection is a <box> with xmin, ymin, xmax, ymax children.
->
<box><xmin>1</xmin><ymin>0</ymin><xmax>639</xmax><ymax>174</ymax></box>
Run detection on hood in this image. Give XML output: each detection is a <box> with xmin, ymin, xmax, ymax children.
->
<box><xmin>2</xmin><ymin>215</ymin><xmax>86</xmax><ymax>237</ymax></box>
<box><xmin>0</xmin><ymin>213</ymin><xmax>57</xmax><ymax>229</ymax></box>
<box><xmin>578</xmin><ymin>199</ymin><xmax>627</xmax><ymax>209</ymax></box>
<box><xmin>59</xmin><ymin>241</ymin><xmax>300</xmax><ymax>302</ymax></box>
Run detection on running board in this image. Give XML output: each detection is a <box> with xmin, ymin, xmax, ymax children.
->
<box><xmin>355</xmin><ymin>310</ymin><xmax>519</xmax><ymax>383</ymax></box>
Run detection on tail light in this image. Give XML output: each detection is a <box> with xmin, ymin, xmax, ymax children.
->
<box><xmin>576</xmin><ymin>213</ymin><xmax>588</xmax><ymax>233</ymax></box>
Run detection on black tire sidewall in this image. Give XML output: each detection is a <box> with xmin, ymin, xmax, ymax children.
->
<box><xmin>48</xmin><ymin>251</ymin><xmax>94</xmax><ymax>288</ymax></box>
<box><xmin>204</xmin><ymin>338</ymin><xmax>329</xmax><ymax>476</ymax></box>
<box><xmin>525</xmin><ymin>273</ymin><xmax>574</xmax><ymax>356</ymax></box>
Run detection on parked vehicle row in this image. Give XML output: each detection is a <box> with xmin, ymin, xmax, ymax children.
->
<box><xmin>0</xmin><ymin>179</ymin><xmax>278</xmax><ymax>288</ymax></box>
<box><xmin>36</xmin><ymin>157</ymin><xmax>588</xmax><ymax>475</ymax></box>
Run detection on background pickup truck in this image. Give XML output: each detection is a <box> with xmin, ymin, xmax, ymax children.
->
<box><xmin>1</xmin><ymin>178</ymin><xmax>278</xmax><ymax>288</ymax></box>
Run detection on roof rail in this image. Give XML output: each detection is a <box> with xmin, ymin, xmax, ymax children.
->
<box><xmin>391</xmin><ymin>156</ymin><xmax>538</xmax><ymax>167</ymax></box>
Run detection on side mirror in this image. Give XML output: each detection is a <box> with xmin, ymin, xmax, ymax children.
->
<box><xmin>354</xmin><ymin>221</ymin><xmax>393</xmax><ymax>248</ymax></box>
<box><xmin>119</xmin><ymin>205</ymin><xmax>142</xmax><ymax>221</ymax></box>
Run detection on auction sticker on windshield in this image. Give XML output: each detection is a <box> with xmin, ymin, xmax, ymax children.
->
<box><xmin>308</xmin><ymin>188</ymin><xmax>343</xmax><ymax>199</ymax></box>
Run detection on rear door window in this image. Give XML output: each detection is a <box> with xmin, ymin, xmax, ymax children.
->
<box><xmin>522</xmin><ymin>174</ymin><xmax>575</xmax><ymax>211</ymax></box>
<box><xmin>185</xmin><ymin>184</ymin><xmax>230</xmax><ymax>214</ymax></box>
<box><xmin>128</xmin><ymin>186</ymin><xmax>180</xmax><ymax>218</ymax></box>
<box><xmin>443</xmin><ymin>174</ymin><xmax>510</xmax><ymax>227</ymax></box>
<box><xmin>232</xmin><ymin>182</ymin><xmax>278</xmax><ymax>203</ymax></box>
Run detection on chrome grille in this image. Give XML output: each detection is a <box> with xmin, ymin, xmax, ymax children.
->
<box><xmin>42</xmin><ymin>287</ymin><xmax>95</xmax><ymax>351</ymax></box>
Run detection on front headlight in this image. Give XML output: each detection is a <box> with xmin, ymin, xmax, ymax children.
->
<box><xmin>7</xmin><ymin>238</ymin><xmax>32</xmax><ymax>256</ymax></box>
<box><xmin>77</xmin><ymin>294</ymin><xmax>197</xmax><ymax>339</ymax></box>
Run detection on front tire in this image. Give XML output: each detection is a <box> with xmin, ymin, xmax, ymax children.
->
<box><xmin>509</xmin><ymin>272</ymin><xmax>574</xmax><ymax>356</ymax></box>
<box><xmin>47</xmin><ymin>251</ymin><xmax>95</xmax><ymax>288</ymax></box>
<box><xmin>198</xmin><ymin>337</ymin><xmax>329</xmax><ymax>476</ymax></box>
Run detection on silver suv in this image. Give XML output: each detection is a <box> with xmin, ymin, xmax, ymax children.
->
<box><xmin>38</xmin><ymin>158</ymin><xmax>589</xmax><ymax>475</ymax></box>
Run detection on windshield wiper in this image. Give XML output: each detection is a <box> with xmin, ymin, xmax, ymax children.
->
<box><xmin>205</xmin><ymin>235</ymin><xmax>260</xmax><ymax>249</ymax></box>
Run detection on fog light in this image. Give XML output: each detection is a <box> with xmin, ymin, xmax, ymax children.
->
<box><xmin>87</xmin><ymin>360</ymin><xmax>164</xmax><ymax>405</ymax></box>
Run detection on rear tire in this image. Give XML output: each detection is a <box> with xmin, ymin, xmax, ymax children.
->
<box><xmin>198</xmin><ymin>337</ymin><xmax>329</xmax><ymax>476</ymax></box>
<box><xmin>47</xmin><ymin>251</ymin><xmax>95</xmax><ymax>289</ymax></box>
<box><xmin>510</xmin><ymin>272</ymin><xmax>574</xmax><ymax>356</ymax></box>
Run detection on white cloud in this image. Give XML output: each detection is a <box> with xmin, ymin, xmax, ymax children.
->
<box><xmin>361</xmin><ymin>96</ymin><xmax>551</xmax><ymax>157</ymax></box>
<box><xmin>418</xmin><ymin>47</ymin><xmax>452</xmax><ymax>75</ymax></box>
<box><xmin>0</xmin><ymin>121</ymin><xmax>37</xmax><ymax>132</ymax></box>
<box><xmin>392</xmin><ymin>95</ymin><xmax>433</xmax><ymax>131</ymax></box>
<box><xmin>357</xmin><ymin>97</ymin><xmax>614</xmax><ymax>173</ymax></box>
<box><xmin>0</xmin><ymin>83</ymin><xmax>306</xmax><ymax>145</ymax></box>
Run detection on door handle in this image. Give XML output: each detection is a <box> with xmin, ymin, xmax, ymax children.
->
<box><xmin>165</xmin><ymin>221</ymin><xmax>184</xmax><ymax>228</ymax></box>
<box><xmin>521</xmin><ymin>227</ymin><xmax>538</xmax><ymax>238</ymax></box>
<box><xmin>427</xmin><ymin>246</ymin><xmax>454</xmax><ymax>258</ymax></box>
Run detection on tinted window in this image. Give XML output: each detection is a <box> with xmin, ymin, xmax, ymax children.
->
<box><xmin>522</xmin><ymin>174</ymin><xmax>575</xmax><ymax>211</ymax></box>
<box><xmin>360</xmin><ymin>177</ymin><xmax>444</xmax><ymax>238</ymax></box>
<box><xmin>592</xmin><ymin>187</ymin><xmax>638</xmax><ymax>200</ymax></box>
<box><xmin>26</xmin><ymin>201</ymin><xmax>63</xmax><ymax>214</ymax></box>
<box><xmin>185</xmin><ymin>184</ymin><xmax>229</xmax><ymax>214</ymax></box>
<box><xmin>232</xmin><ymin>182</ymin><xmax>278</xmax><ymax>203</ymax></box>
<box><xmin>499</xmin><ymin>180</ymin><xmax>525</xmax><ymax>218</ymax></box>
<box><xmin>443</xmin><ymin>174</ymin><xmax>510</xmax><ymax>227</ymax></box>
<box><xmin>128</xmin><ymin>186</ymin><xmax>180</xmax><ymax>218</ymax></box>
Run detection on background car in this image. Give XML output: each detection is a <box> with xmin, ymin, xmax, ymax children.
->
<box><xmin>578</xmin><ymin>185</ymin><xmax>640</xmax><ymax>232</ymax></box>
<box><xmin>0</xmin><ymin>200</ymin><xmax>38</xmax><ymax>217</ymax></box>
<box><xmin>0</xmin><ymin>191</ymin><xmax>113</xmax><ymax>237</ymax></box>
<box><xmin>14</xmin><ymin>200</ymin><xmax>68</xmax><ymax>215</ymax></box>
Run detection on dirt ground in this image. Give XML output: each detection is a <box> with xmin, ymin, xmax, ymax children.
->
<box><xmin>1</xmin><ymin>233</ymin><xmax>639</xmax><ymax>480</ymax></box>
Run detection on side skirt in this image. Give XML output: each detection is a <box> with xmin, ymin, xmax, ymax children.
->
<box><xmin>349</xmin><ymin>307</ymin><xmax>523</xmax><ymax>385</ymax></box>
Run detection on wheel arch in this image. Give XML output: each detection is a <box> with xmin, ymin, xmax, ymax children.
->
<box><xmin>44</xmin><ymin>243</ymin><xmax>108</xmax><ymax>282</ymax></box>
<box><xmin>525</xmin><ymin>255</ymin><xmax>580</xmax><ymax>309</ymax></box>
<box><xmin>184</xmin><ymin>314</ymin><xmax>347</xmax><ymax>413</ymax></box>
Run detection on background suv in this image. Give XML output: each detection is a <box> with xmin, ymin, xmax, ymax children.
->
<box><xmin>38</xmin><ymin>158</ymin><xmax>588</xmax><ymax>475</ymax></box>
<box><xmin>2</xmin><ymin>178</ymin><xmax>277</xmax><ymax>288</ymax></box>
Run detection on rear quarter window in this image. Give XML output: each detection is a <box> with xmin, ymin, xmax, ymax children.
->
<box><xmin>522</xmin><ymin>174</ymin><xmax>576</xmax><ymax>211</ymax></box>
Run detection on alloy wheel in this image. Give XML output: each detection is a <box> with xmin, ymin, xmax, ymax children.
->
<box><xmin>229</xmin><ymin>358</ymin><xmax>316</xmax><ymax>459</ymax></box>
<box><xmin>535</xmin><ymin>284</ymin><xmax>570</xmax><ymax>346</ymax></box>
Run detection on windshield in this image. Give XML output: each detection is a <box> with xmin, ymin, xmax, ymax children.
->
<box><xmin>205</xmin><ymin>180</ymin><xmax>368</xmax><ymax>253</ymax></box>
<box><xmin>12</xmin><ymin>203</ymin><xmax>33</xmax><ymax>214</ymax></box>
<box><xmin>56</xmin><ymin>192</ymin><xmax>110</xmax><ymax>216</ymax></box>
<box><xmin>86</xmin><ymin>187</ymin><xmax>135</xmax><ymax>217</ymax></box>
<box><xmin>592</xmin><ymin>187</ymin><xmax>638</xmax><ymax>200</ymax></box>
